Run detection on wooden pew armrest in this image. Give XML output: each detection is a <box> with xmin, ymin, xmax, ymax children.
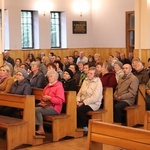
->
<box><xmin>44</xmin><ymin>114</ymin><xmax>70</xmax><ymax>121</ymax></box>
<box><xmin>87</xmin><ymin>109</ymin><xmax>107</xmax><ymax>115</ymax></box>
<box><xmin>124</xmin><ymin>105</ymin><xmax>140</xmax><ymax>110</ymax></box>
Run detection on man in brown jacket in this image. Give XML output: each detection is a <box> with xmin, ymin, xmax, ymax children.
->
<box><xmin>114</xmin><ymin>64</ymin><xmax>139</xmax><ymax>123</ymax></box>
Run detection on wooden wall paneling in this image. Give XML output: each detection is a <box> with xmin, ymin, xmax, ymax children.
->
<box><xmin>7</xmin><ymin>48</ymin><xmax>127</xmax><ymax>65</ymax></box>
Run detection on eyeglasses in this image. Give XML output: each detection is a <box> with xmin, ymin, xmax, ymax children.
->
<box><xmin>16</xmin><ymin>74</ymin><xmax>23</xmax><ymax>76</ymax></box>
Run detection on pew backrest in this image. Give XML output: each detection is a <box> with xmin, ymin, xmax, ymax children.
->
<box><xmin>0</xmin><ymin>93</ymin><xmax>36</xmax><ymax>145</ymax></box>
<box><xmin>32</xmin><ymin>88</ymin><xmax>81</xmax><ymax>141</ymax></box>
<box><xmin>87</xmin><ymin>120</ymin><xmax>150</xmax><ymax>150</ymax></box>
<box><xmin>124</xmin><ymin>84</ymin><xmax>146</xmax><ymax>126</ymax></box>
<box><xmin>87</xmin><ymin>87</ymin><xmax>113</xmax><ymax>123</ymax></box>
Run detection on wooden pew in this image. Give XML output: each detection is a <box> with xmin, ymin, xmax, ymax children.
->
<box><xmin>144</xmin><ymin>111</ymin><xmax>150</xmax><ymax>130</ymax></box>
<box><xmin>87</xmin><ymin>120</ymin><xmax>150</xmax><ymax>150</ymax></box>
<box><xmin>87</xmin><ymin>87</ymin><xmax>113</xmax><ymax>123</ymax></box>
<box><xmin>124</xmin><ymin>84</ymin><xmax>146</xmax><ymax>127</ymax></box>
<box><xmin>0</xmin><ymin>93</ymin><xmax>44</xmax><ymax>150</ymax></box>
<box><xmin>32</xmin><ymin>88</ymin><xmax>83</xmax><ymax>142</ymax></box>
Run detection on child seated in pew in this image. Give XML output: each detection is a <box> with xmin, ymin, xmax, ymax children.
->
<box><xmin>76</xmin><ymin>67</ymin><xmax>103</xmax><ymax>135</ymax></box>
<box><xmin>0</xmin><ymin>69</ymin><xmax>32</xmax><ymax>116</ymax></box>
<box><xmin>35</xmin><ymin>70</ymin><xmax>65</xmax><ymax>136</ymax></box>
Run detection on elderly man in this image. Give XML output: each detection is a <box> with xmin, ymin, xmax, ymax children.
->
<box><xmin>133</xmin><ymin>61</ymin><xmax>149</xmax><ymax>85</ymax></box>
<box><xmin>113</xmin><ymin>64</ymin><xmax>139</xmax><ymax>123</ymax></box>
<box><xmin>76</xmin><ymin>51</ymin><xmax>88</xmax><ymax>65</ymax></box>
<box><xmin>3</xmin><ymin>51</ymin><xmax>15</xmax><ymax>67</ymax></box>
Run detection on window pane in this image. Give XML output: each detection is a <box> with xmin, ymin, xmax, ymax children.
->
<box><xmin>129</xmin><ymin>31</ymin><xmax>134</xmax><ymax>45</ymax></box>
<box><xmin>51</xmin><ymin>12</ymin><xmax>61</xmax><ymax>48</ymax></box>
<box><xmin>21</xmin><ymin>11</ymin><xmax>33</xmax><ymax>49</ymax></box>
<box><xmin>130</xmin><ymin>14</ymin><xmax>134</xmax><ymax>29</ymax></box>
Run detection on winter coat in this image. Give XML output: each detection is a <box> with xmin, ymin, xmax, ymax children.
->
<box><xmin>101</xmin><ymin>71</ymin><xmax>117</xmax><ymax>92</ymax></box>
<box><xmin>28</xmin><ymin>70</ymin><xmax>46</xmax><ymax>88</ymax></box>
<box><xmin>114</xmin><ymin>73</ymin><xmax>139</xmax><ymax>105</ymax></box>
<box><xmin>41</xmin><ymin>81</ymin><xmax>65</xmax><ymax>114</ymax></box>
<box><xmin>133</xmin><ymin>69</ymin><xmax>149</xmax><ymax>85</ymax></box>
<box><xmin>61</xmin><ymin>78</ymin><xmax>77</xmax><ymax>91</ymax></box>
<box><xmin>77</xmin><ymin>77</ymin><xmax>103</xmax><ymax>111</ymax></box>
<box><xmin>10</xmin><ymin>79</ymin><xmax>32</xmax><ymax>95</ymax></box>
<box><xmin>0</xmin><ymin>76</ymin><xmax>14</xmax><ymax>93</ymax></box>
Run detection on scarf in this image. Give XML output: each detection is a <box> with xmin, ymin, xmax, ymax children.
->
<box><xmin>0</xmin><ymin>75</ymin><xmax>9</xmax><ymax>84</ymax></box>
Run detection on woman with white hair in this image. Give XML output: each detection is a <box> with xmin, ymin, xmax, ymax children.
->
<box><xmin>35</xmin><ymin>70</ymin><xmax>65</xmax><ymax>135</ymax></box>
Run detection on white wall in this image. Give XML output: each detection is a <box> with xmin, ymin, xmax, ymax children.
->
<box><xmin>0</xmin><ymin>0</ymin><xmax>134</xmax><ymax>49</ymax></box>
<box><xmin>92</xmin><ymin>0</ymin><xmax>134</xmax><ymax>48</ymax></box>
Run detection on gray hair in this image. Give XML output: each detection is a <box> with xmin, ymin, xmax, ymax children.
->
<box><xmin>46</xmin><ymin>70</ymin><xmax>59</xmax><ymax>80</ymax></box>
<box><xmin>30</xmin><ymin>61</ymin><xmax>40</xmax><ymax>67</ymax></box>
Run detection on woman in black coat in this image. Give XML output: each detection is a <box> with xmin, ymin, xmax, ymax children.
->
<box><xmin>61</xmin><ymin>69</ymin><xmax>77</xmax><ymax>113</ymax></box>
<box><xmin>61</xmin><ymin>69</ymin><xmax>77</xmax><ymax>91</ymax></box>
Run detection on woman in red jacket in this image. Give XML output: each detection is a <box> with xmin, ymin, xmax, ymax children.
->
<box><xmin>100</xmin><ymin>62</ymin><xmax>117</xmax><ymax>92</ymax></box>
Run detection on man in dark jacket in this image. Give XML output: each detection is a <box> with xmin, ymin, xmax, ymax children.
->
<box><xmin>3</xmin><ymin>51</ymin><xmax>15</xmax><ymax>67</ymax></box>
<box><xmin>133</xmin><ymin>61</ymin><xmax>149</xmax><ymax>85</ymax></box>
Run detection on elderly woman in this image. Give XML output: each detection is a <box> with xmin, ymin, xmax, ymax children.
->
<box><xmin>77</xmin><ymin>67</ymin><xmax>103</xmax><ymax>134</ymax></box>
<box><xmin>11</xmin><ymin>69</ymin><xmax>32</xmax><ymax>95</ymax></box>
<box><xmin>0</xmin><ymin>69</ymin><xmax>32</xmax><ymax>116</ymax></box>
<box><xmin>114</xmin><ymin>61</ymin><xmax>124</xmax><ymax>83</ymax></box>
<box><xmin>27</xmin><ymin>61</ymin><xmax>46</xmax><ymax>88</ymax></box>
<box><xmin>100</xmin><ymin>62</ymin><xmax>117</xmax><ymax>92</ymax></box>
<box><xmin>61</xmin><ymin>69</ymin><xmax>77</xmax><ymax>91</ymax></box>
<box><xmin>0</xmin><ymin>65</ymin><xmax>14</xmax><ymax>93</ymax></box>
<box><xmin>35</xmin><ymin>70</ymin><xmax>65</xmax><ymax>135</ymax></box>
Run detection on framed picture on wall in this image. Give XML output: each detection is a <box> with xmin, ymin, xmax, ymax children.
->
<box><xmin>72</xmin><ymin>21</ymin><xmax>87</xmax><ymax>34</ymax></box>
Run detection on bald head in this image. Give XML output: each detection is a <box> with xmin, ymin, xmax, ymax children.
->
<box><xmin>122</xmin><ymin>64</ymin><xmax>132</xmax><ymax>75</ymax></box>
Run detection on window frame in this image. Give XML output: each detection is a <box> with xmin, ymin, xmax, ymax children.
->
<box><xmin>126</xmin><ymin>11</ymin><xmax>134</xmax><ymax>55</ymax></box>
<box><xmin>21</xmin><ymin>10</ymin><xmax>34</xmax><ymax>49</ymax></box>
<box><xmin>50</xmin><ymin>11</ymin><xmax>61</xmax><ymax>48</ymax></box>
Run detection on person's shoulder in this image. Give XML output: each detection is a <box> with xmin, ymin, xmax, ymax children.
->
<box><xmin>67</xmin><ymin>78</ymin><xmax>76</xmax><ymax>83</ymax></box>
<box><xmin>8</xmin><ymin>76</ymin><xmax>14</xmax><ymax>80</ymax></box>
<box><xmin>55</xmin><ymin>81</ymin><xmax>63</xmax><ymax>86</ymax></box>
<box><xmin>131</xmin><ymin>74</ymin><xmax>139</xmax><ymax>81</ymax></box>
<box><xmin>92</xmin><ymin>77</ymin><xmax>100</xmax><ymax>82</ymax></box>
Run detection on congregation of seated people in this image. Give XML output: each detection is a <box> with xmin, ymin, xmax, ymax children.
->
<box><xmin>1</xmin><ymin>50</ymin><xmax>150</xmax><ymax>137</ymax></box>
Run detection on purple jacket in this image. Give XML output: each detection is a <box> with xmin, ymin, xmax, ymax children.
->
<box><xmin>41</xmin><ymin>81</ymin><xmax>65</xmax><ymax>114</ymax></box>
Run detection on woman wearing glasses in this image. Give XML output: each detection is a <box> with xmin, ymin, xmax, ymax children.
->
<box><xmin>10</xmin><ymin>69</ymin><xmax>32</xmax><ymax>95</ymax></box>
<box><xmin>0</xmin><ymin>69</ymin><xmax>32</xmax><ymax>116</ymax></box>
